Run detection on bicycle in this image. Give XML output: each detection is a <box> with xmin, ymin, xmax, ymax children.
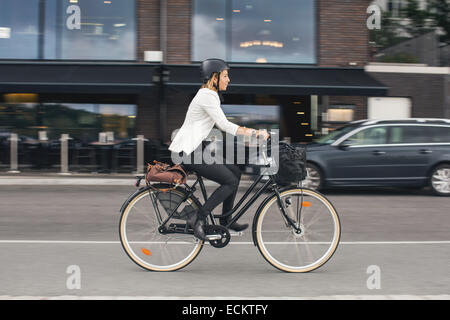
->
<box><xmin>119</xmin><ymin>135</ymin><xmax>341</xmax><ymax>272</ymax></box>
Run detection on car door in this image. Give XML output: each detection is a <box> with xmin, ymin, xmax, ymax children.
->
<box><xmin>326</xmin><ymin>125</ymin><xmax>392</xmax><ymax>185</ymax></box>
<box><xmin>380</xmin><ymin>125</ymin><xmax>438</xmax><ymax>183</ymax></box>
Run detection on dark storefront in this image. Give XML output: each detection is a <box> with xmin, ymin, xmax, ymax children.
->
<box><xmin>161</xmin><ymin>64</ymin><xmax>388</xmax><ymax>143</ymax></box>
<box><xmin>0</xmin><ymin>61</ymin><xmax>387</xmax><ymax>171</ymax></box>
<box><xmin>0</xmin><ymin>62</ymin><xmax>155</xmax><ymax>171</ymax></box>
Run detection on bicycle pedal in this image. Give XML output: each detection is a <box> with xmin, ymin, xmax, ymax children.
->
<box><xmin>206</xmin><ymin>234</ymin><xmax>222</xmax><ymax>241</ymax></box>
<box><xmin>229</xmin><ymin>231</ymin><xmax>243</xmax><ymax>237</ymax></box>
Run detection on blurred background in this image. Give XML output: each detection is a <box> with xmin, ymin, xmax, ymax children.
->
<box><xmin>0</xmin><ymin>0</ymin><xmax>448</xmax><ymax>175</ymax></box>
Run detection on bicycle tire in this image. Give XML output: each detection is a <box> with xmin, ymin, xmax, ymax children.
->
<box><xmin>254</xmin><ymin>187</ymin><xmax>340</xmax><ymax>273</ymax></box>
<box><xmin>119</xmin><ymin>186</ymin><xmax>204</xmax><ymax>272</ymax></box>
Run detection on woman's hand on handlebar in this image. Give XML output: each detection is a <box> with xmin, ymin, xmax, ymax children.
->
<box><xmin>257</xmin><ymin>129</ymin><xmax>270</xmax><ymax>141</ymax></box>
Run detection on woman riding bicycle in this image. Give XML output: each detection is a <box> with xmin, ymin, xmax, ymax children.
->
<box><xmin>168</xmin><ymin>58</ymin><xmax>270</xmax><ymax>240</ymax></box>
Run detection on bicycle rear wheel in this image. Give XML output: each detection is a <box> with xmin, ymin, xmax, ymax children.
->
<box><xmin>254</xmin><ymin>188</ymin><xmax>340</xmax><ymax>273</ymax></box>
<box><xmin>119</xmin><ymin>187</ymin><xmax>203</xmax><ymax>272</ymax></box>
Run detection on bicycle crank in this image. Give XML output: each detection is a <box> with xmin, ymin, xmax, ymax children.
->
<box><xmin>204</xmin><ymin>225</ymin><xmax>231</xmax><ymax>248</ymax></box>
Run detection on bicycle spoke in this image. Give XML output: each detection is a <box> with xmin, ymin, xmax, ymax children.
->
<box><xmin>301</xmin><ymin>232</ymin><xmax>317</xmax><ymax>264</ymax></box>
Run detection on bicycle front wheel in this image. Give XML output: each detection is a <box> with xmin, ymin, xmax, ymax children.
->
<box><xmin>119</xmin><ymin>187</ymin><xmax>203</xmax><ymax>272</ymax></box>
<box><xmin>254</xmin><ymin>188</ymin><xmax>340</xmax><ymax>273</ymax></box>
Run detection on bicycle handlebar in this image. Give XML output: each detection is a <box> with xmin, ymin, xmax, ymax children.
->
<box><xmin>232</xmin><ymin>130</ymin><xmax>289</xmax><ymax>150</ymax></box>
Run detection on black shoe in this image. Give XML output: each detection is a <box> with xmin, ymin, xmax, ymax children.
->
<box><xmin>186</xmin><ymin>212</ymin><xmax>207</xmax><ymax>241</ymax></box>
<box><xmin>219</xmin><ymin>217</ymin><xmax>248</xmax><ymax>232</ymax></box>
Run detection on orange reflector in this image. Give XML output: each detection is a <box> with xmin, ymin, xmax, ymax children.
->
<box><xmin>302</xmin><ymin>201</ymin><xmax>311</xmax><ymax>207</ymax></box>
<box><xmin>141</xmin><ymin>248</ymin><xmax>152</xmax><ymax>256</ymax></box>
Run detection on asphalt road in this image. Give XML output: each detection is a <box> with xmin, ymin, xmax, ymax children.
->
<box><xmin>0</xmin><ymin>183</ymin><xmax>449</xmax><ymax>299</ymax></box>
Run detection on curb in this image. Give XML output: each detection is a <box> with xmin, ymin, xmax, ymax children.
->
<box><xmin>0</xmin><ymin>175</ymin><xmax>257</xmax><ymax>186</ymax></box>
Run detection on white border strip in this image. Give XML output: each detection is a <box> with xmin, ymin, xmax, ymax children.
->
<box><xmin>0</xmin><ymin>295</ymin><xmax>449</xmax><ymax>300</ymax></box>
<box><xmin>365</xmin><ymin>64</ymin><xmax>450</xmax><ymax>75</ymax></box>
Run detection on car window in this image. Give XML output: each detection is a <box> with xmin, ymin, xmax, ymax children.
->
<box><xmin>314</xmin><ymin>124</ymin><xmax>359</xmax><ymax>144</ymax></box>
<box><xmin>390</xmin><ymin>126</ymin><xmax>427</xmax><ymax>143</ymax></box>
<box><xmin>345</xmin><ymin>126</ymin><xmax>388</xmax><ymax>145</ymax></box>
<box><xmin>427</xmin><ymin>126</ymin><xmax>450</xmax><ymax>143</ymax></box>
<box><xmin>389</xmin><ymin>126</ymin><xmax>450</xmax><ymax>144</ymax></box>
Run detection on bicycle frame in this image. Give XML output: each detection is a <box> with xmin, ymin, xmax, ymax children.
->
<box><xmin>150</xmin><ymin>140</ymin><xmax>303</xmax><ymax>235</ymax></box>
<box><xmin>185</xmin><ymin>172</ymin><xmax>302</xmax><ymax>232</ymax></box>
<box><xmin>187</xmin><ymin>170</ymin><xmax>272</xmax><ymax>224</ymax></box>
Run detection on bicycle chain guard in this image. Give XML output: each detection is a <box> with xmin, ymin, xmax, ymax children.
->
<box><xmin>204</xmin><ymin>225</ymin><xmax>230</xmax><ymax>248</ymax></box>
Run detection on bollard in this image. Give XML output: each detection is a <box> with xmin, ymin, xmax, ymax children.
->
<box><xmin>8</xmin><ymin>133</ymin><xmax>20</xmax><ymax>173</ymax></box>
<box><xmin>133</xmin><ymin>135</ymin><xmax>148</xmax><ymax>174</ymax></box>
<box><xmin>59</xmin><ymin>134</ymin><xmax>72</xmax><ymax>175</ymax></box>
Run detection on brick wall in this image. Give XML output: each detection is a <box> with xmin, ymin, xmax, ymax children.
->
<box><xmin>137</xmin><ymin>0</ymin><xmax>160</xmax><ymax>62</ymax></box>
<box><xmin>318</xmin><ymin>0</ymin><xmax>371</xmax><ymax>67</ymax></box>
<box><xmin>138</xmin><ymin>0</ymin><xmax>372</xmax><ymax>66</ymax></box>
<box><xmin>136</xmin><ymin>91</ymin><xmax>161</xmax><ymax>140</ymax></box>
<box><xmin>166</xmin><ymin>88</ymin><xmax>195</xmax><ymax>142</ymax></box>
<box><xmin>369</xmin><ymin>72</ymin><xmax>447</xmax><ymax>118</ymax></box>
<box><xmin>166</xmin><ymin>1</ymin><xmax>191</xmax><ymax>64</ymax></box>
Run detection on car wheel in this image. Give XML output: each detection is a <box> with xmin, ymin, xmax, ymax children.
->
<box><xmin>302</xmin><ymin>163</ymin><xmax>323</xmax><ymax>190</ymax></box>
<box><xmin>430</xmin><ymin>164</ymin><xmax>450</xmax><ymax>196</ymax></box>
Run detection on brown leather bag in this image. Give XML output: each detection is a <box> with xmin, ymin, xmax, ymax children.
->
<box><xmin>145</xmin><ymin>160</ymin><xmax>188</xmax><ymax>185</ymax></box>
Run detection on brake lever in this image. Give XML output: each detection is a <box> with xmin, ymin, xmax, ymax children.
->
<box><xmin>135</xmin><ymin>176</ymin><xmax>143</xmax><ymax>187</ymax></box>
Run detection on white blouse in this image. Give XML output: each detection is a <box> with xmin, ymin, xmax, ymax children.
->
<box><xmin>168</xmin><ymin>88</ymin><xmax>239</xmax><ymax>156</ymax></box>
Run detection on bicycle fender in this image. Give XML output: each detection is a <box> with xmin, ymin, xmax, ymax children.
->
<box><xmin>251</xmin><ymin>185</ymin><xmax>303</xmax><ymax>247</ymax></box>
<box><xmin>119</xmin><ymin>186</ymin><xmax>149</xmax><ymax>213</ymax></box>
<box><xmin>119</xmin><ymin>184</ymin><xmax>203</xmax><ymax>214</ymax></box>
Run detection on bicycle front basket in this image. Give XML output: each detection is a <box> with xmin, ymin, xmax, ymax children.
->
<box><xmin>274</xmin><ymin>143</ymin><xmax>307</xmax><ymax>186</ymax></box>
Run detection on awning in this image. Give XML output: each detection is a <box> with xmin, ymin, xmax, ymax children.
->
<box><xmin>164</xmin><ymin>64</ymin><xmax>389</xmax><ymax>96</ymax></box>
<box><xmin>0</xmin><ymin>62</ymin><xmax>389</xmax><ymax>96</ymax></box>
<box><xmin>0</xmin><ymin>61</ymin><xmax>156</xmax><ymax>94</ymax></box>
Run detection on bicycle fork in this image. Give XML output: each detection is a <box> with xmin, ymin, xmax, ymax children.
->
<box><xmin>274</xmin><ymin>187</ymin><xmax>303</xmax><ymax>234</ymax></box>
<box><xmin>261</xmin><ymin>144</ymin><xmax>303</xmax><ymax>233</ymax></box>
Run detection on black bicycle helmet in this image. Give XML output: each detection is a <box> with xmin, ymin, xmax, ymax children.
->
<box><xmin>200</xmin><ymin>58</ymin><xmax>229</xmax><ymax>83</ymax></box>
<box><xmin>200</xmin><ymin>58</ymin><xmax>230</xmax><ymax>102</ymax></box>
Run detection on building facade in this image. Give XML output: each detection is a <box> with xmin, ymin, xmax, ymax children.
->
<box><xmin>1</xmin><ymin>0</ymin><xmax>396</xmax><ymax>173</ymax></box>
<box><xmin>366</xmin><ymin>63</ymin><xmax>450</xmax><ymax>119</ymax></box>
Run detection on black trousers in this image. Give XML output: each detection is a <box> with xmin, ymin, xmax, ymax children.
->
<box><xmin>182</xmin><ymin>159</ymin><xmax>241</xmax><ymax>219</ymax></box>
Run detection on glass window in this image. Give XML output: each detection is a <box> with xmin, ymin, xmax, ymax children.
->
<box><xmin>192</xmin><ymin>0</ymin><xmax>227</xmax><ymax>60</ymax></box>
<box><xmin>390</xmin><ymin>126</ymin><xmax>450</xmax><ymax>144</ymax></box>
<box><xmin>345</xmin><ymin>126</ymin><xmax>388</xmax><ymax>145</ymax></box>
<box><xmin>0</xmin><ymin>101</ymin><xmax>136</xmax><ymax>142</ymax></box>
<box><xmin>428</xmin><ymin>126</ymin><xmax>450</xmax><ymax>143</ymax></box>
<box><xmin>0</xmin><ymin>0</ymin><xmax>40</xmax><ymax>59</ymax></box>
<box><xmin>222</xmin><ymin>104</ymin><xmax>280</xmax><ymax>129</ymax></box>
<box><xmin>0</xmin><ymin>0</ymin><xmax>136</xmax><ymax>60</ymax></box>
<box><xmin>314</xmin><ymin>124</ymin><xmax>359</xmax><ymax>145</ymax></box>
<box><xmin>44</xmin><ymin>0</ymin><xmax>136</xmax><ymax>60</ymax></box>
<box><xmin>327</xmin><ymin>105</ymin><xmax>355</xmax><ymax>122</ymax></box>
<box><xmin>192</xmin><ymin>0</ymin><xmax>316</xmax><ymax>64</ymax></box>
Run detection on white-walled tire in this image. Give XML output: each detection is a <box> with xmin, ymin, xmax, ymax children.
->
<box><xmin>119</xmin><ymin>188</ymin><xmax>204</xmax><ymax>271</ymax></box>
<box><xmin>254</xmin><ymin>188</ymin><xmax>340</xmax><ymax>273</ymax></box>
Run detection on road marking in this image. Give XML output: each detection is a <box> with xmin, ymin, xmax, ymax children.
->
<box><xmin>0</xmin><ymin>240</ymin><xmax>449</xmax><ymax>245</ymax></box>
<box><xmin>0</xmin><ymin>295</ymin><xmax>449</xmax><ymax>300</ymax></box>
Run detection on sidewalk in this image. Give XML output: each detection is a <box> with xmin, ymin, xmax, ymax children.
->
<box><xmin>0</xmin><ymin>172</ymin><xmax>256</xmax><ymax>186</ymax></box>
